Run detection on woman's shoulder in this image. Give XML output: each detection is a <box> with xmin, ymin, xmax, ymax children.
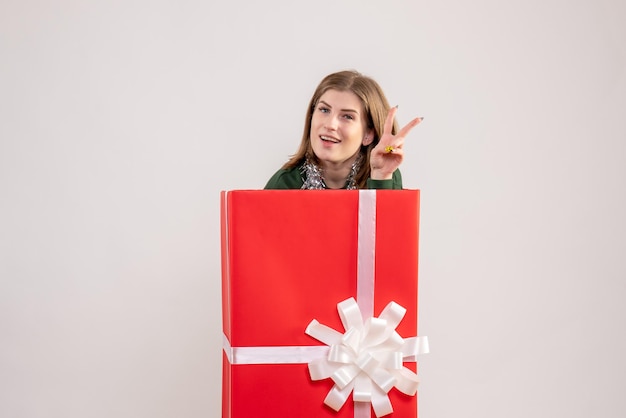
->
<box><xmin>264</xmin><ymin>164</ymin><xmax>304</xmax><ymax>189</ymax></box>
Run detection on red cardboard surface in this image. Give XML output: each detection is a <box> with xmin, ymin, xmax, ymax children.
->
<box><xmin>221</xmin><ymin>190</ymin><xmax>420</xmax><ymax>417</ymax></box>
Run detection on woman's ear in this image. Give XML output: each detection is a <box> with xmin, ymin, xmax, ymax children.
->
<box><xmin>362</xmin><ymin>130</ymin><xmax>374</xmax><ymax>146</ymax></box>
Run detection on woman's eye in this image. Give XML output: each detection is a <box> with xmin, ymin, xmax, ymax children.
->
<box><xmin>343</xmin><ymin>114</ymin><xmax>354</xmax><ymax>120</ymax></box>
<box><xmin>318</xmin><ymin>107</ymin><xmax>330</xmax><ymax>113</ymax></box>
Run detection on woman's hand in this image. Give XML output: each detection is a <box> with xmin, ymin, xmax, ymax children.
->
<box><xmin>370</xmin><ymin>106</ymin><xmax>423</xmax><ymax>180</ymax></box>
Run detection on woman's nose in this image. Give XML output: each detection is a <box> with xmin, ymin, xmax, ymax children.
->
<box><xmin>324</xmin><ymin>114</ymin><xmax>339</xmax><ymax>130</ymax></box>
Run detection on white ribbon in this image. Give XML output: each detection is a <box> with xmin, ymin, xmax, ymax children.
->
<box><xmin>357</xmin><ymin>190</ymin><xmax>376</xmax><ymax>319</ymax></box>
<box><xmin>223</xmin><ymin>333</ymin><xmax>330</xmax><ymax>364</ymax></box>
<box><xmin>305</xmin><ymin>297</ymin><xmax>428</xmax><ymax>417</ymax></box>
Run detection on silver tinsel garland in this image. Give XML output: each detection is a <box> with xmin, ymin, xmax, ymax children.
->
<box><xmin>300</xmin><ymin>154</ymin><xmax>362</xmax><ymax>190</ymax></box>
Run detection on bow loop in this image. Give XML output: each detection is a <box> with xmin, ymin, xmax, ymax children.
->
<box><xmin>338</xmin><ymin>298</ymin><xmax>364</xmax><ymax>331</ymax></box>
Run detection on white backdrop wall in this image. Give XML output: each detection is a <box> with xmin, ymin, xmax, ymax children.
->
<box><xmin>1</xmin><ymin>1</ymin><xmax>625</xmax><ymax>417</ymax></box>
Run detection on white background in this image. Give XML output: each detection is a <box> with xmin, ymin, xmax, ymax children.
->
<box><xmin>1</xmin><ymin>1</ymin><xmax>625</xmax><ymax>417</ymax></box>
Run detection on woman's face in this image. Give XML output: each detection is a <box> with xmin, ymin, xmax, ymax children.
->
<box><xmin>310</xmin><ymin>89</ymin><xmax>372</xmax><ymax>170</ymax></box>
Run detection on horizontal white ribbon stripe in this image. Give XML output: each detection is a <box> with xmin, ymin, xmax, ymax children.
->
<box><xmin>223</xmin><ymin>333</ymin><xmax>329</xmax><ymax>364</ymax></box>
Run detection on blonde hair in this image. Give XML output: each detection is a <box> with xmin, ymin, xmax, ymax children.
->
<box><xmin>283</xmin><ymin>70</ymin><xmax>398</xmax><ymax>189</ymax></box>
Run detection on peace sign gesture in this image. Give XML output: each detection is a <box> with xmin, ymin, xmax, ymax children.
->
<box><xmin>370</xmin><ymin>106</ymin><xmax>423</xmax><ymax>180</ymax></box>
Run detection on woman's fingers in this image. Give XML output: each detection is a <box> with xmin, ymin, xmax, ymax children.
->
<box><xmin>371</xmin><ymin>107</ymin><xmax>421</xmax><ymax>176</ymax></box>
<box><xmin>383</xmin><ymin>106</ymin><xmax>398</xmax><ymax>136</ymax></box>
<box><xmin>383</xmin><ymin>106</ymin><xmax>422</xmax><ymax>141</ymax></box>
<box><xmin>397</xmin><ymin>116</ymin><xmax>423</xmax><ymax>139</ymax></box>
<box><xmin>382</xmin><ymin>138</ymin><xmax>404</xmax><ymax>152</ymax></box>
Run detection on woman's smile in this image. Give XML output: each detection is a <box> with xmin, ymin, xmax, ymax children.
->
<box><xmin>320</xmin><ymin>135</ymin><xmax>340</xmax><ymax>144</ymax></box>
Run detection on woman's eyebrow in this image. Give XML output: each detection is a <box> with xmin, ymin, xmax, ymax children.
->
<box><xmin>319</xmin><ymin>100</ymin><xmax>359</xmax><ymax>114</ymax></box>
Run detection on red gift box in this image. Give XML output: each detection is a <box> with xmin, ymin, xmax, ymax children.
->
<box><xmin>221</xmin><ymin>190</ymin><xmax>423</xmax><ymax>418</ymax></box>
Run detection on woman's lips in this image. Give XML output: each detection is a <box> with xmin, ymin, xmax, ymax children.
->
<box><xmin>320</xmin><ymin>135</ymin><xmax>340</xmax><ymax>144</ymax></box>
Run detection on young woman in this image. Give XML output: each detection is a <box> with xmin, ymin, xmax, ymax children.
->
<box><xmin>265</xmin><ymin>70</ymin><xmax>422</xmax><ymax>190</ymax></box>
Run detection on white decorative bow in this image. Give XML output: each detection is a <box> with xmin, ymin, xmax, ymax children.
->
<box><xmin>305</xmin><ymin>297</ymin><xmax>429</xmax><ymax>417</ymax></box>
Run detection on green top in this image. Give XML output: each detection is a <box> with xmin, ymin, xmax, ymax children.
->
<box><xmin>264</xmin><ymin>164</ymin><xmax>403</xmax><ymax>190</ymax></box>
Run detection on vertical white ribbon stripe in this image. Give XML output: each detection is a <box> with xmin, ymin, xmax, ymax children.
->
<box><xmin>357</xmin><ymin>190</ymin><xmax>376</xmax><ymax>321</ymax></box>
